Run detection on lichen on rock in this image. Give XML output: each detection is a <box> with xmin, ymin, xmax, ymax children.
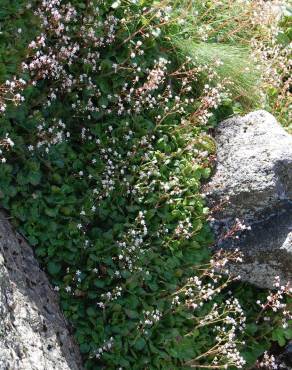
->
<box><xmin>207</xmin><ymin>110</ymin><xmax>292</xmax><ymax>288</ymax></box>
<box><xmin>0</xmin><ymin>212</ymin><xmax>82</xmax><ymax>370</ymax></box>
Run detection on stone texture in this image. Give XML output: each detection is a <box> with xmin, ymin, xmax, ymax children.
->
<box><xmin>207</xmin><ymin>110</ymin><xmax>292</xmax><ymax>288</ymax></box>
<box><xmin>0</xmin><ymin>212</ymin><xmax>83</xmax><ymax>370</ymax></box>
<box><xmin>279</xmin><ymin>341</ymin><xmax>292</xmax><ymax>369</ymax></box>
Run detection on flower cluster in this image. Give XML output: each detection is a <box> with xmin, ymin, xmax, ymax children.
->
<box><xmin>114</xmin><ymin>211</ymin><xmax>148</xmax><ymax>272</ymax></box>
<box><xmin>172</xmin><ymin>250</ymin><xmax>247</xmax><ymax>368</ymax></box>
<box><xmin>32</xmin><ymin>118</ymin><xmax>70</xmax><ymax>153</ymax></box>
<box><xmin>0</xmin><ymin>78</ymin><xmax>26</xmax><ymax>113</ymax></box>
<box><xmin>92</xmin><ymin>337</ymin><xmax>114</xmax><ymax>360</ymax></box>
<box><xmin>0</xmin><ymin>133</ymin><xmax>15</xmax><ymax>163</ymax></box>
<box><xmin>100</xmin><ymin>285</ymin><xmax>123</xmax><ymax>304</ymax></box>
<box><xmin>139</xmin><ymin>309</ymin><xmax>162</xmax><ymax>332</ymax></box>
<box><xmin>219</xmin><ymin>218</ymin><xmax>252</xmax><ymax>243</ymax></box>
<box><xmin>256</xmin><ymin>276</ymin><xmax>292</xmax><ymax>328</ymax></box>
<box><xmin>256</xmin><ymin>351</ymin><xmax>286</xmax><ymax>370</ymax></box>
<box><xmin>250</xmin><ymin>1</ymin><xmax>291</xmax><ymax>128</ymax></box>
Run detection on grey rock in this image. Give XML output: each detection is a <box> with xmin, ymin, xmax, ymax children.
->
<box><xmin>279</xmin><ymin>341</ymin><xmax>292</xmax><ymax>368</ymax></box>
<box><xmin>207</xmin><ymin>110</ymin><xmax>292</xmax><ymax>288</ymax></box>
<box><xmin>0</xmin><ymin>212</ymin><xmax>83</xmax><ymax>370</ymax></box>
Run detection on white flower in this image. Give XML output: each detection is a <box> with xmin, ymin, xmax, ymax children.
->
<box><xmin>151</xmin><ymin>28</ymin><xmax>161</xmax><ymax>38</ymax></box>
<box><xmin>111</xmin><ymin>0</ymin><xmax>121</xmax><ymax>9</ymax></box>
<box><xmin>6</xmin><ymin>137</ymin><xmax>14</xmax><ymax>147</ymax></box>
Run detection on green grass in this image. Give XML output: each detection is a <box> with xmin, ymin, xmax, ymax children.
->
<box><xmin>176</xmin><ymin>41</ymin><xmax>262</xmax><ymax>108</ymax></box>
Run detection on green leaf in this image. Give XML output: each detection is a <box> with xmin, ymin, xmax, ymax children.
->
<box><xmin>86</xmin><ymin>307</ymin><xmax>96</xmax><ymax>317</ymax></box>
<box><xmin>94</xmin><ymin>279</ymin><xmax>105</xmax><ymax>288</ymax></box>
<box><xmin>125</xmin><ymin>309</ymin><xmax>139</xmax><ymax>319</ymax></box>
<box><xmin>134</xmin><ymin>338</ymin><xmax>146</xmax><ymax>350</ymax></box>
<box><xmin>47</xmin><ymin>261</ymin><xmax>61</xmax><ymax>275</ymax></box>
<box><xmin>45</xmin><ymin>208</ymin><xmax>58</xmax><ymax>217</ymax></box>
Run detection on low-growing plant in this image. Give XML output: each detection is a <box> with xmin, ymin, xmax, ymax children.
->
<box><xmin>0</xmin><ymin>0</ymin><xmax>291</xmax><ymax>369</ymax></box>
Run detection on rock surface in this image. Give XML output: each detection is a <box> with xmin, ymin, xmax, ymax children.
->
<box><xmin>207</xmin><ymin>110</ymin><xmax>292</xmax><ymax>288</ymax></box>
<box><xmin>0</xmin><ymin>212</ymin><xmax>83</xmax><ymax>369</ymax></box>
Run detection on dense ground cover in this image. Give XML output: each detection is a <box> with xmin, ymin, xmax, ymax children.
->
<box><xmin>0</xmin><ymin>1</ymin><xmax>291</xmax><ymax>369</ymax></box>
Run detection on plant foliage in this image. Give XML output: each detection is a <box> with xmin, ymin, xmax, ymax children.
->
<box><xmin>0</xmin><ymin>1</ymin><xmax>291</xmax><ymax>369</ymax></box>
